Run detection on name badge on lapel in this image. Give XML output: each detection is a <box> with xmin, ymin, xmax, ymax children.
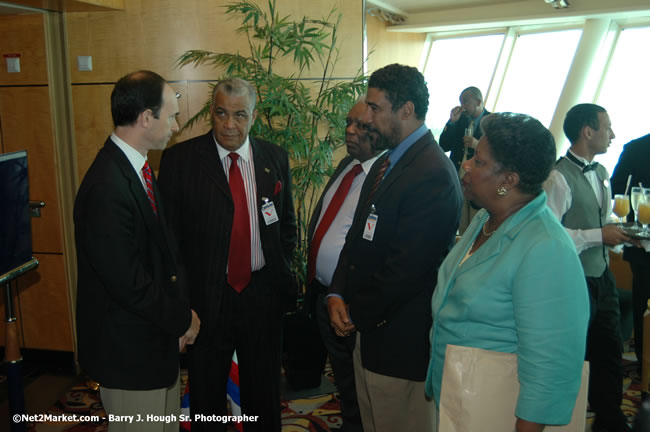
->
<box><xmin>261</xmin><ymin>198</ymin><xmax>279</xmax><ymax>225</ymax></box>
<box><xmin>363</xmin><ymin>205</ymin><xmax>378</xmax><ymax>241</ymax></box>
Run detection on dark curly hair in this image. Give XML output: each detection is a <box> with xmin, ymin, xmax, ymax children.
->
<box><xmin>562</xmin><ymin>103</ymin><xmax>606</xmax><ymax>144</ymax></box>
<box><xmin>368</xmin><ymin>64</ymin><xmax>429</xmax><ymax>120</ymax></box>
<box><xmin>480</xmin><ymin>113</ymin><xmax>556</xmax><ymax>195</ymax></box>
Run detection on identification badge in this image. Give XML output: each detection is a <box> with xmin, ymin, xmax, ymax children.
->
<box><xmin>363</xmin><ymin>213</ymin><xmax>378</xmax><ymax>241</ymax></box>
<box><xmin>261</xmin><ymin>201</ymin><xmax>279</xmax><ymax>225</ymax></box>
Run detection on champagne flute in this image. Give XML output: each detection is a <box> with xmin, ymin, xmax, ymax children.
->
<box><xmin>613</xmin><ymin>194</ymin><xmax>630</xmax><ymax>227</ymax></box>
<box><xmin>631</xmin><ymin>186</ymin><xmax>643</xmax><ymax>228</ymax></box>
<box><xmin>637</xmin><ymin>190</ymin><xmax>650</xmax><ymax>238</ymax></box>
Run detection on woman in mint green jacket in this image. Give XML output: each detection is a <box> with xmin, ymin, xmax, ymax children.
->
<box><xmin>425</xmin><ymin>113</ymin><xmax>590</xmax><ymax>432</ymax></box>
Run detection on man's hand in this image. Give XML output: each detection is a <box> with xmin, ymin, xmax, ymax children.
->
<box><xmin>179</xmin><ymin>309</ymin><xmax>200</xmax><ymax>352</ymax></box>
<box><xmin>602</xmin><ymin>224</ymin><xmax>632</xmax><ymax>246</ymax></box>
<box><xmin>449</xmin><ymin>106</ymin><xmax>464</xmax><ymax>123</ymax></box>
<box><xmin>327</xmin><ymin>296</ymin><xmax>356</xmax><ymax>337</ymax></box>
<box><xmin>462</xmin><ymin>135</ymin><xmax>478</xmax><ymax>149</ymax></box>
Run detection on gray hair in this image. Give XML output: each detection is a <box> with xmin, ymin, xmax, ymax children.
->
<box><xmin>212</xmin><ymin>78</ymin><xmax>257</xmax><ymax>112</ymax></box>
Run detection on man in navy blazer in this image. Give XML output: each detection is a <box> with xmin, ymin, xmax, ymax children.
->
<box><xmin>158</xmin><ymin>78</ymin><xmax>296</xmax><ymax>432</ymax></box>
<box><xmin>327</xmin><ymin>64</ymin><xmax>462</xmax><ymax>432</ymax></box>
<box><xmin>75</xmin><ymin>70</ymin><xmax>200</xmax><ymax>432</ymax></box>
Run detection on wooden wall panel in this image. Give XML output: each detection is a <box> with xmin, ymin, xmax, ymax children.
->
<box><xmin>0</xmin><ymin>14</ymin><xmax>48</xmax><ymax>86</ymax></box>
<box><xmin>0</xmin><ymin>86</ymin><xmax>63</xmax><ymax>254</ymax></box>
<box><xmin>72</xmin><ymin>81</ymin><xmax>211</xmax><ymax>179</ymax></box>
<box><xmin>17</xmin><ymin>253</ymin><xmax>74</xmax><ymax>351</ymax></box>
<box><xmin>366</xmin><ymin>14</ymin><xmax>426</xmax><ymax>73</ymax></box>
<box><xmin>71</xmin><ymin>84</ymin><xmax>114</xmax><ymax>180</ymax></box>
<box><xmin>65</xmin><ymin>0</ymin><xmax>363</xmax><ymax>83</ymax></box>
<box><xmin>4</xmin><ymin>0</ymin><xmax>124</xmax><ymax>12</ymax></box>
<box><xmin>66</xmin><ymin>0</ymin><xmax>364</xmax><ymax>180</ymax></box>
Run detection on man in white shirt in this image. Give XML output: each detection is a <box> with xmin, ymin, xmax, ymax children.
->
<box><xmin>544</xmin><ymin>103</ymin><xmax>632</xmax><ymax>432</ymax></box>
<box><xmin>306</xmin><ymin>99</ymin><xmax>383</xmax><ymax>432</ymax></box>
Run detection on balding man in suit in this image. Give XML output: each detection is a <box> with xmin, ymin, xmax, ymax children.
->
<box><xmin>158</xmin><ymin>78</ymin><xmax>296</xmax><ymax>432</ymax></box>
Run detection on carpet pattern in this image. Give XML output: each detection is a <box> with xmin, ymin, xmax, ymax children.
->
<box><xmin>26</xmin><ymin>367</ymin><xmax>344</xmax><ymax>432</ymax></box>
<box><xmin>24</xmin><ymin>358</ymin><xmax>642</xmax><ymax>431</ymax></box>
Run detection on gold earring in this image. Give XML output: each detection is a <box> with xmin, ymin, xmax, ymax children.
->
<box><xmin>497</xmin><ymin>186</ymin><xmax>508</xmax><ymax>197</ymax></box>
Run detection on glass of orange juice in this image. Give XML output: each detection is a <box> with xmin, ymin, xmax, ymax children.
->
<box><xmin>613</xmin><ymin>194</ymin><xmax>630</xmax><ymax>226</ymax></box>
<box><xmin>638</xmin><ymin>190</ymin><xmax>650</xmax><ymax>237</ymax></box>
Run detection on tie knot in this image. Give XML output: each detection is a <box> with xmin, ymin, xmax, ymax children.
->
<box><xmin>351</xmin><ymin>163</ymin><xmax>363</xmax><ymax>176</ymax></box>
<box><xmin>142</xmin><ymin>161</ymin><xmax>152</xmax><ymax>175</ymax></box>
<box><xmin>229</xmin><ymin>152</ymin><xmax>240</xmax><ymax>163</ymax></box>
<box><xmin>582</xmin><ymin>163</ymin><xmax>597</xmax><ymax>173</ymax></box>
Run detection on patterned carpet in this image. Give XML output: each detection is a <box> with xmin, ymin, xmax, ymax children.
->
<box><xmin>25</xmin><ymin>367</ymin><xmax>344</xmax><ymax>432</ymax></box>
<box><xmin>22</xmin><ymin>357</ymin><xmax>642</xmax><ymax>431</ymax></box>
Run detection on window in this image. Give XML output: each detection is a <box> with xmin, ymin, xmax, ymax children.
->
<box><xmin>494</xmin><ymin>29</ymin><xmax>582</xmax><ymax>126</ymax></box>
<box><xmin>595</xmin><ymin>26</ymin><xmax>650</xmax><ymax>174</ymax></box>
<box><xmin>422</xmin><ymin>34</ymin><xmax>504</xmax><ymax>141</ymax></box>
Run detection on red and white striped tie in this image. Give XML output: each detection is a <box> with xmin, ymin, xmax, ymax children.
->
<box><xmin>142</xmin><ymin>161</ymin><xmax>158</xmax><ymax>216</ymax></box>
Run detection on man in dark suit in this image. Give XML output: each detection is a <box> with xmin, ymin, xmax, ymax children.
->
<box><xmin>439</xmin><ymin>86</ymin><xmax>489</xmax><ymax>172</ymax></box>
<box><xmin>306</xmin><ymin>99</ymin><xmax>383</xmax><ymax>432</ymax></box>
<box><xmin>327</xmin><ymin>64</ymin><xmax>462</xmax><ymax>432</ymax></box>
<box><xmin>158</xmin><ymin>78</ymin><xmax>296</xmax><ymax>432</ymax></box>
<box><xmin>439</xmin><ymin>86</ymin><xmax>490</xmax><ymax>233</ymax></box>
<box><xmin>612</xmin><ymin>133</ymin><xmax>650</xmax><ymax>382</ymax></box>
<box><xmin>75</xmin><ymin>70</ymin><xmax>200</xmax><ymax>432</ymax></box>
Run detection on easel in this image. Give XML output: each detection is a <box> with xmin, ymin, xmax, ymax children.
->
<box><xmin>2</xmin><ymin>258</ymin><xmax>38</xmax><ymax>432</ymax></box>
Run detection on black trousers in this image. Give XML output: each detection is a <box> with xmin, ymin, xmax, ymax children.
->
<box><xmin>586</xmin><ymin>269</ymin><xmax>628</xmax><ymax>429</ymax></box>
<box><xmin>312</xmin><ymin>282</ymin><xmax>363</xmax><ymax>432</ymax></box>
<box><xmin>629</xmin><ymin>260</ymin><xmax>650</xmax><ymax>368</ymax></box>
<box><xmin>189</xmin><ymin>268</ymin><xmax>282</xmax><ymax>432</ymax></box>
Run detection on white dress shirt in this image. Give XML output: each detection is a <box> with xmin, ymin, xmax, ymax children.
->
<box><xmin>111</xmin><ymin>132</ymin><xmax>149</xmax><ymax>192</ymax></box>
<box><xmin>543</xmin><ymin>149</ymin><xmax>611</xmax><ymax>254</ymax></box>
<box><xmin>314</xmin><ymin>153</ymin><xmax>384</xmax><ymax>286</ymax></box>
<box><xmin>214</xmin><ymin>134</ymin><xmax>266</xmax><ymax>272</ymax></box>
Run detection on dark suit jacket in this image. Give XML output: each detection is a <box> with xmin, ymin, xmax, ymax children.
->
<box><xmin>611</xmin><ymin>133</ymin><xmax>650</xmax><ymax>263</ymax></box>
<box><xmin>157</xmin><ymin>131</ymin><xmax>297</xmax><ymax>333</ymax></box>
<box><xmin>74</xmin><ymin>138</ymin><xmax>191</xmax><ymax>390</ymax></box>
<box><xmin>439</xmin><ymin>109</ymin><xmax>490</xmax><ymax>171</ymax></box>
<box><xmin>329</xmin><ymin>130</ymin><xmax>462</xmax><ymax>381</ymax></box>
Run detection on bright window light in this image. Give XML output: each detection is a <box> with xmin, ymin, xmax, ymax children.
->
<box><xmin>423</xmin><ymin>34</ymin><xmax>504</xmax><ymax>141</ymax></box>
<box><xmin>596</xmin><ymin>26</ymin><xmax>650</xmax><ymax>174</ymax></box>
<box><xmin>495</xmin><ymin>29</ymin><xmax>582</xmax><ymax>126</ymax></box>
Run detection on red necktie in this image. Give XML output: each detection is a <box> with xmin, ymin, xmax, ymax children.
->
<box><xmin>366</xmin><ymin>157</ymin><xmax>390</xmax><ymax>205</ymax></box>
<box><xmin>142</xmin><ymin>161</ymin><xmax>158</xmax><ymax>216</ymax></box>
<box><xmin>227</xmin><ymin>153</ymin><xmax>251</xmax><ymax>293</ymax></box>
<box><xmin>308</xmin><ymin>164</ymin><xmax>363</xmax><ymax>283</ymax></box>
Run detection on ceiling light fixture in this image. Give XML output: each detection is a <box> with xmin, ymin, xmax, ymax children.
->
<box><xmin>544</xmin><ymin>0</ymin><xmax>571</xmax><ymax>8</ymax></box>
<box><xmin>367</xmin><ymin>7</ymin><xmax>405</xmax><ymax>25</ymax></box>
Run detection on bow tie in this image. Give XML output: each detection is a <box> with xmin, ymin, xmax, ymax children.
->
<box><xmin>565</xmin><ymin>152</ymin><xmax>597</xmax><ymax>174</ymax></box>
<box><xmin>582</xmin><ymin>163</ymin><xmax>598</xmax><ymax>173</ymax></box>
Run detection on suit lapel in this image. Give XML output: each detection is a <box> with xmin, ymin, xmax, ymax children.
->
<box><xmin>353</xmin><ymin>132</ymin><xmax>432</xmax><ymax>229</ymax></box>
<box><xmin>308</xmin><ymin>156</ymin><xmax>354</xmax><ymax>241</ymax></box>
<box><xmin>105</xmin><ymin>140</ymin><xmax>168</xmax><ymax>252</ymax></box>
<box><xmin>196</xmin><ymin>132</ymin><xmax>231</xmax><ymax>200</ymax></box>
<box><xmin>251</xmin><ymin>137</ymin><xmax>279</xmax><ymax>213</ymax></box>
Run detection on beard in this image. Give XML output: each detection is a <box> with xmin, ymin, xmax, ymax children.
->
<box><xmin>375</xmin><ymin>119</ymin><xmax>402</xmax><ymax>150</ymax></box>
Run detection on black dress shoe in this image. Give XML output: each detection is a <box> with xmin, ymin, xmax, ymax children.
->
<box><xmin>592</xmin><ymin>418</ymin><xmax>633</xmax><ymax>432</ymax></box>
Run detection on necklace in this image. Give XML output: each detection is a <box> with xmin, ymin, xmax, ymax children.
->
<box><xmin>482</xmin><ymin>216</ymin><xmax>497</xmax><ymax>236</ymax></box>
